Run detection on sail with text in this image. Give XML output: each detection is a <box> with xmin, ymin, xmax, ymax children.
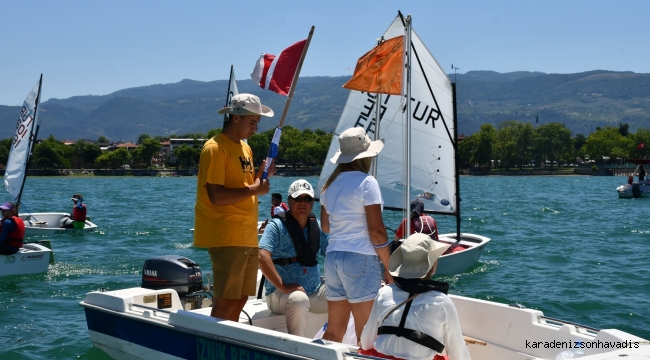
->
<box><xmin>4</xmin><ymin>76</ymin><xmax>43</xmax><ymax>205</ymax></box>
<box><xmin>316</xmin><ymin>16</ymin><xmax>457</xmax><ymax>215</ymax></box>
<box><xmin>222</xmin><ymin>65</ymin><xmax>239</xmax><ymax>129</ymax></box>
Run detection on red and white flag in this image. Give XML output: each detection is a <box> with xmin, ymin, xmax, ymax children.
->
<box><xmin>251</xmin><ymin>39</ymin><xmax>306</xmax><ymax>96</ymax></box>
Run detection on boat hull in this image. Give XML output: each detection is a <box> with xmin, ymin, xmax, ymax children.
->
<box><xmin>434</xmin><ymin>233</ymin><xmax>491</xmax><ymax>275</ymax></box>
<box><xmin>616</xmin><ymin>181</ymin><xmax>650</xmax><ymax>198</ymax></box>
<box><xmin>19</xmin><ymin>212</ymin><xmax>98</xmax><ymax>237</ymax></box>
<box><xmin>0</xmin><ymin>242</ymin><xmax>51</xmax><ymax>277</ymax></box>
<box><xmin>80</xmin><ymin>286</ymin><xmax>650</xmax><ymax>360</ymax></box>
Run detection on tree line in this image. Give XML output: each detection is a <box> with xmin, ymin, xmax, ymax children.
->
<box><xmin>459</xmin><ymin>121</ymin><xmax>650</xmax><ymax>169</ymax></box>
<box><xmin>0</xmin><ymin>126</ymin><xmax>333</xmax><ymax>170</ymax></box>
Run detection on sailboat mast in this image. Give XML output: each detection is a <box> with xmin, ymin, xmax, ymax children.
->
<box><xmin>222</xmin><ymin>65</ymin><xmax>234</xmax><ymax>129</ymax></box>
<box><xmin>371</xmin><ymin>93</ymin><xmax>381</xmax><ymax>178</ymax></box>
<box><xmin>452</xmin><ymin>82</ymin><xmax>461</xmax><ymax>239</ymax></box>
<box><xmin>405</xmin><ymin>15</ymin><xmax>413</xmax><ymax>238</ymax></box>
<box><xmin>16</xmin><ymin>74</ymin><xmax>43</xmax><ymax>208</ymax></box>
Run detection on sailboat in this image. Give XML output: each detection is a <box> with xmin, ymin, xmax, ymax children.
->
<box><xmin>80</xmin><ymin>14</ymin><xmax>648</xmax><ymax>360</ymax></box>
<box><xmin>1</xmin><ymin>76</ymin><xmax>52</xmax><ymax>277</ymax></box>
<box><xmin>315</xmin><ymin>13</ymin><xmax>489</xmax><ymax>276</ymax></box>
<box><xmin>3</xmin><ymin>75</ymin><xmax>98</xmax><ymax>237</ymax></box>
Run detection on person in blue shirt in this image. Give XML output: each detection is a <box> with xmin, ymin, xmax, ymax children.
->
<box><xmin>258</xmin><ymin>179</ymin><xmax>329</xmax><ymax>336</ymax></box>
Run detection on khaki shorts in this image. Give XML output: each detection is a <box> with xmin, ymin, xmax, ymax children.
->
<box><xmin>208</xmin><ymin>247</ymin><xmax>258</xmax><ymax>299</ymax></box>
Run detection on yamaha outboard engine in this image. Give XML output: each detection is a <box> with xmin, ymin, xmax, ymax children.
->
<box><xmin>632</xmin><ymin>183</ymin><xmax>642</xmax><ymax>198</ymax></box>
<box><xmin>142</xmin><ymin>255</ymin><xmax>206</xmax><ymax>310</ymax></box>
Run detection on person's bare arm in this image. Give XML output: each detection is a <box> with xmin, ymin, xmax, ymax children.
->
<box><xmin>205</xmin><ymin>160</ymin><xmax>276</xmax><ymax>206</ymax></box>
<box><xmin>258</xmin><ymin>249</ymin><xmax>304</xmax><ymax>294</ymax></box>
<box><xmin>365</xmin><ymin>204</ymin><xmax>393</xmax><ymax>284</ymax></box>
<box><xmin>320</xmin><ymin>205</ymin><xmax>330</xmax><ymax>233</ymax></box>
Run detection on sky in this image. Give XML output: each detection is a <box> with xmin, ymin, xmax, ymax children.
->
<box><xmin>1</xmin><ymin>0</ymin><xmax>649</xmax><ymax>106</ymax></box>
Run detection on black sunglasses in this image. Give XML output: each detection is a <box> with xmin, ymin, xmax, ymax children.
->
<box><xmin>291</xmin><ymin>196</ymin><xmax>314</xmax><ymax>203</ymax></box>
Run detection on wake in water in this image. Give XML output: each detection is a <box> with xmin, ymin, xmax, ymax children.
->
<box><xmin>541</xmin><ymin>206</ymin><xmax>559</xmax><ymax>214</ymax></box>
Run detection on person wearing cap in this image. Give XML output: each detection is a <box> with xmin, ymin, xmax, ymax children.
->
<box><xmin>0</xmin><ymin>202</ymin><xmax>25</xmax><ymax>255</ymax></box>
<box><xmin>320</xmin><ymin>127</ymin><xmax>391</xmax><ymax>343</ymax></box>
<box><xmin>393</xmin><ymin>198</ymin><xmax>439</xmax><ymax>241</ymax></box>
<box><xmin>193</xmin><ymin>93</ymin><xmax>276</xmax><ymax>321</ymax></box>
<box><xmin>258</xmin><ymin>179</ymin><xmax>329</xmax><ymax>336</ymax></box>
<box><xmin>61</xmin><ymin>194</ymin><xmax>87</xmax><ymax>229</ymax></box>
<box><xmin>360</xmin><ymin>233</ymin><xmax>471</xmax><ymax>360</ymax></box>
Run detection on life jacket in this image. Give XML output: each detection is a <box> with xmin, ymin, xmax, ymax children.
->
<box><xmin>377</xmin><ymin>277</ymin><xmax>449</xmax><ymax>353</ymax></box>
<box><xmin>73</xmin><ymin>204</ymin><xmax>87</xmax><ymax>222</ymax></box>
<box><xmin>271</xmin><ymin>203</ymin><xmax>289</xmax><ymax>218</ymax></box>
<box><xmin>271</xmin><ymin>212</ymin><xmax>320</xmax><ymax>267</ymax></box>
<box><xmin>4</xmin><ymin>216</ymin><xmax>25</xmax><ymax>248</ymax></box>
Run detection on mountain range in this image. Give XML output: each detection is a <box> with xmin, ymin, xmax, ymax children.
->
<box><xmin>0</xmin><ymin>70</ymin><xmax>648</xmax><ymax>142</ymax></box>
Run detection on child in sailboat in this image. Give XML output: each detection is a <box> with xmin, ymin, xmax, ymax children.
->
<box><xmin>0</xmin><ymin>202</ymin><xmax>25</xmax><ymax>256</ymax></box>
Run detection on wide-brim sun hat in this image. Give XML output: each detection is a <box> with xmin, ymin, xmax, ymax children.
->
<box><xmin>217</xmin><ymin>93</ymin><xmax>274</xmax><ymax>117</ymax></box>
<box><xmin>329</xmin><ymin>127</ymin><xmax>384</xmax><ymax>164</ymax></box>
<box><xmin>389</xmin><ymin>233</ymin><xmax>450</xmax><ymax>278</ymax></box>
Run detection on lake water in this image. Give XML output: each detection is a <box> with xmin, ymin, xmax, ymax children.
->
<box><xmin>1</xmin><ymin>175</ymin><xmax>648</xmax><ymax>359</ymax></box>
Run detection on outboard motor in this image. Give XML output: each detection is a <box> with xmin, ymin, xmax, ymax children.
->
<box><xmin>632</xmin><ymin>183</ymin><xmax>642</xmax><ymax>198</ymax></box>
<box><xmin>142</xmin><ymin>255</ymin><xmax>207</xmax><ymax>310</ymax></box>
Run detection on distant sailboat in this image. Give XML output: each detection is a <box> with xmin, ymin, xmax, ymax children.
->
<box><xmin>316</xmin><ymin>12</ymin><xmax>490</xmax><ymax>275</ymax></box>
<box><xmin>4</xmin><ymin>75</ymin><xmax>98</xmax><ymax>237</ymax></box>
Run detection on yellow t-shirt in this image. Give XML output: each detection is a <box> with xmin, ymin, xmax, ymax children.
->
<box><xmin>193</xmin><ymin>133</ymin><xmax>258</xmax><ymax>248</ymax></box>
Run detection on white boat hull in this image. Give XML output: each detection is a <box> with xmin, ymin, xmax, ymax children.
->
<box><xmin>19</xmin><ymin>212</ymin><xmax>98</xmax><ymax>237</ymax></box>
<box><xmin>436</xmin><ymin>233</ymin><xmax>491</xmax><ymax>275</ymax></box>
<box><xmin>616</xmin><ymin>181</ymin><xmax>650</xmax><ymax>198</ymax></box>
<box><xmin>0</xmin><ymin>242</ymin><xmax>51</xmax><ymax>277</ymax></box>
<box><xmin>80</xmin><ymin>284</ymin><xmax>650</xmax><ymax>360</ymax></box>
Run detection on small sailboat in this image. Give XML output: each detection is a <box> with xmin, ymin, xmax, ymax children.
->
<box><xmin>0</xmin><ymin>241</ymin><xmax>53</xmax><ymax>277</ymax></box>
<box><xmin>315</xmin><ymin>13</ymin><xmax>489</xmax><ymax>275</ymax></box>
<box><xmin>3</xmin><ymin>75</ymin><xmax>98</xmax><ymax>237</ymax></box>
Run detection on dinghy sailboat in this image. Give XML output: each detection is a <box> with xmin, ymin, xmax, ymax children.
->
<box><xmin>81</xmin><ymin>13</ymin><xmax>648</xmax><ymax>360</ymax></box>
<box><xmin>4</xmin><ymin>76</ymin><xmax>98</xmax><ymax>237</ymax></box>
<box><xmin>315</xmin><ymin>13</ymin><xmax>489</xmax><ymax>275</ymax></box>
<box><xmin>1</xmin><ymin>76</ymin><xmax>52</xmax><ymax>276</ymax></box>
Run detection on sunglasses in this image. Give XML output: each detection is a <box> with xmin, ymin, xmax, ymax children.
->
<box><xmin>291</xmin><ymin>196</ymin><xmax>314</xmax><ymax>203</ymax></box>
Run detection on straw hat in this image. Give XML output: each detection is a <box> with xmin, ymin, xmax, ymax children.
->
<box><xmin>217</xmin><ymin>93</ymin><xmax>274</xmax><ymax>117</ymax></box>
<box><xmin>389</xmin><ymin>233</ymin><xmax>450</xmax><ymax>278</ymax></box>
<box><xmin>329</xmin><ymin>127</ymin><xmax>384</xmax><ymax>164</ymax></box>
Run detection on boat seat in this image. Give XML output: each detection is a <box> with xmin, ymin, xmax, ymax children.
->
<box><xmin>239</xmin><ymin>299</ymin><xmax>288</xmax><ymax>333</ymax></box>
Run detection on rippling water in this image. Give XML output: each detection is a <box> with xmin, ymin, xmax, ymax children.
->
<box><xmin>1</xmin><ymin>175</ymin><xmax>648</xmax><ymax>359</ymax></box>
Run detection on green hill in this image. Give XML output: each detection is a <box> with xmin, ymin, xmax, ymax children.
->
<box><xmin>1</xmin><ymin>70</ymin><xmax>648</xmax><ymax>141</ymax></box>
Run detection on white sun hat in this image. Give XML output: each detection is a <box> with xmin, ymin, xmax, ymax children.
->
<box><xmin>329</xmin><ymin>127</ymin><xmax>384</xmax><ymax>164</ymax></box>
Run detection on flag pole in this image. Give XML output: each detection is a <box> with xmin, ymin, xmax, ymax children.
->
<box><xmin>16</xmin><ymin>74</ymin><xmax>43</xmax><ymax>208</ymax></box>
<box><xmin>262</xmin><ymin>26</ymin><xmax>315</xmax><ymax>179</ymax></box>
<box><xmin>277</xmin><ymin>26</ymin><xmax>315</xmax><ymax>128</ymax></box>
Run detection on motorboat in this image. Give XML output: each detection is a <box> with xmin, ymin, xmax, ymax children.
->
<box><xmin>617</xmin><ymin>180</ymin><xmax>650</xmax><ymax>199</ymax></box>
<box><xmin>80</xmin><ymin>254</ymin><xmax>650</xmax><ymax>360</ymax></box>
<box><xmin>0</xmin><ymin>241</ymin><xmax>53</xmax><ymax>277</ymax></box>
<box><xmin>20</xmin><ymin>212</ymin><xmax>99</xmax><ymax>237</ymax></box>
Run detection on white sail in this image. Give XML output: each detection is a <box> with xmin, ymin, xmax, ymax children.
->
<box><xmin>4</xmin><ymin>79</ymin><xmax>42</xmax><ymax>203</ymax></box>
<box><xmin>317</xmin><ymin>15</ymin><xmax>457</xmax><ymax>215</ymax></box>
<box><xmin>227</xmin><ymin>65</ymin><xmax>239</xmax><ymax>104</ymax></box>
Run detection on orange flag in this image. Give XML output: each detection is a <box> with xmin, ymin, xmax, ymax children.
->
<box><xmin>343</xmin><ymin>36</ymin><xmax>403</xmax><ymax>95</ymax></box>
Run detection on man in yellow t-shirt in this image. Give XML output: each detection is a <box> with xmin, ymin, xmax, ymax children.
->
<box><xmin>194</xmin><ymin>93</ymin><xmax>276</xmax><ymax>321</ymax></box>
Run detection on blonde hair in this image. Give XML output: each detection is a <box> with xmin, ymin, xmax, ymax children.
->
<box><xmin>322</xmin><ymin>157</ymin><xmax>372</xmax><ymax>192</ymax></box>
